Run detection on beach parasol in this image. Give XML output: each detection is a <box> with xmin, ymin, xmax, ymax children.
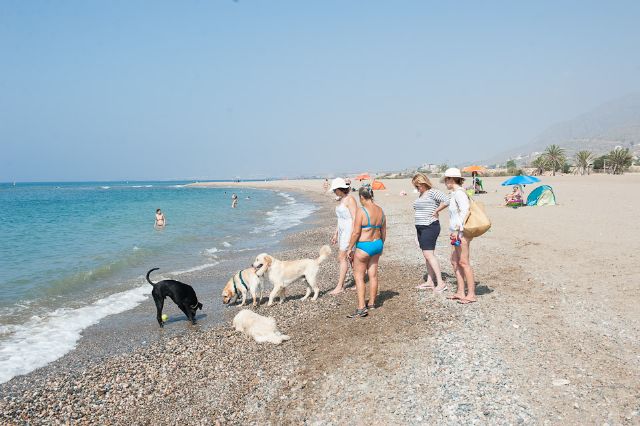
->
<box><xmin>355</xmin><ymin>173</ymin><xmax>371</xmax><ymax>181</ymax></box>
<box><xmin>501</xmin><ymin>175</ymin><xmax>541</xmax><ymax>205</ymax></box>
<box><xmin>501</xmin><ymin>175</ymin><xmax>541</xmax><ymax>186</ymax></box>
<box><xmin>462</xmin><ymin>165</ymin><xmax>487</xmax><ymax>173</ymax></box>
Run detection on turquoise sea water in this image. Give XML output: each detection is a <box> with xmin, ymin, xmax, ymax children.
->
<box><xmin>0</xmin><ymin>181</ymin><xmax>316</xmax><ymax>383</ymax></box>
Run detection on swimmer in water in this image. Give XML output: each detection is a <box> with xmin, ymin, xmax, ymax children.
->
<box><xmin>155</xmin><ymin>208</ymin><xmax>166</xmax><ymax>228</ymax></box>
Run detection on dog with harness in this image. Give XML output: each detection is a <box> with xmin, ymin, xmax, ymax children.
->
<box><xmin>221</xmin><ymin>264</ymin><xmax>268</xmax><ymax>307</ymax></box>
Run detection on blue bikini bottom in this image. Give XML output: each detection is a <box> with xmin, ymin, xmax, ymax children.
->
<box><xmin>355</xmin><ymin>239</ymin><xmax>384</xmax><ymax>256</ymax></box>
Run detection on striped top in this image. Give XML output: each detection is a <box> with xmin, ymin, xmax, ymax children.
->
<box><xmin>413</xmin><ymin>189</ymin><xmax>450</xmax><ymax>226</ymax></box>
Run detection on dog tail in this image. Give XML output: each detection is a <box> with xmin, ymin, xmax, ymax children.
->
<box><xmin>146</xmin><ymin>268</ymin><xmax>160</xmax><ymax>285</ymax></box>
<box><xmin>316</xmin><ymin>245</ymin><xmax>331</xmax><ymax>264</ymax></box>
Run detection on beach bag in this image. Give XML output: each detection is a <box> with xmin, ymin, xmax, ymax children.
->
<box><xmin>463</xmin><ymin>195</ymin><xmax>491</xmax><ymax>238</ymax></box>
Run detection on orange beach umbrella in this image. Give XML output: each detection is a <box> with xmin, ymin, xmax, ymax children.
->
<box><xmin>462</xmin><ymin>165</ymin><xmax>487</xmax><ymax>173</ymax></box>
<box><xmin>355</xmin><ymin>173</ymin><xmax>372</xmax><ymax>181</ymax></box>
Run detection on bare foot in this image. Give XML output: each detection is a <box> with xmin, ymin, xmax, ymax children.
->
<box><xmin>447</xmin><ymin>293</ymin><xmax>465</xmax><ymax>300</ymax></box>
<box><xmin>433</xmin><ymin>284</ymin><xmax>448</xmax><ymax>293</ymax></box>
<box><xmin>329</xmin><ymin>287</ymin><xmax>344</xmax><ymax>295</ymax></box>
<box><xmin>458</xmin><ymin>297</ymin><xmax>477</xmax><ymax>304</ymax></box>
<box><xmin>416</xmin><ymin>282</ymin><xmax>434</xmax><ymax>290</ymax></box>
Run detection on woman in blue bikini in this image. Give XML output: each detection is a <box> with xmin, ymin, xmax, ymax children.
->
<box><xmin>346</xmin><ymin>185</ymin><xmax>386</xmax><ymax>318</ymax></box>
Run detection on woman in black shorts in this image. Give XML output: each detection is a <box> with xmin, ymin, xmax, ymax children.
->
<box><xmin>412</xmin><ymin>173</ymin><xmax>450</xmax><ymax>293</ymax></box>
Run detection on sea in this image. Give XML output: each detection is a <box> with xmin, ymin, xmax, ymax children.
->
<box><xmin>0</xmin><ymin>181</ymin><xmax>317</xmax><ymax>384</ymax></box>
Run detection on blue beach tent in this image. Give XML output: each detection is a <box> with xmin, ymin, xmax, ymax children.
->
<box><xmin>526</xmin><ymin>185</ymin><xmax>557</xmax><ymax>206</ymax></box>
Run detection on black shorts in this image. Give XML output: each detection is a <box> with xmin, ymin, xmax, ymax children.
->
<box><xmin>416</xmin><ymin>221</ymin><xmax>441</xmax><ymax>250</ymax></box>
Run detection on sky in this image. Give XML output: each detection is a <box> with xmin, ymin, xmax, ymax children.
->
<box><xmin>1</xmin><ymin>1</ymin><xmax>639</xmax><ymax>181</ymax></box>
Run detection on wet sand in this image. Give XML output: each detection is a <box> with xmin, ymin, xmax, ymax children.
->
<box><xmin>2</xmin><ymin>174</ymin><xmax>639</xmax><ymax>424</ymax></box>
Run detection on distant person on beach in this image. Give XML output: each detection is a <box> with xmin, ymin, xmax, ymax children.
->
<box><xmin>329</xmin><ymin>178</ymin><xmax>357</xmax><ymax>295</ymax></box>
<box><xmin>504</xmin><ymin>185</ymin><xmax>523</xmax><ymax>204</ymax></box>
<box><xmin>346</xmin><ymin>185</ymin><xmax>386</xmax><ymax>318</ymax></box>
<box><xmin>442</xmin><ymin>168</ymin><xmax>476</xmax><ymax>304</ymax></box>
<box><xmin>231</xmin><ymin>193</ymin><xmax>238</xmax><ymax>208</ymax></box>
<box><xmin>322</xmin><ymin>178</ymin><xmax>329</xmax><ymax>193</ymax></box>
<box><xmin>412</xmin><ymin>173</ymin><xmax>450</xmax><ymax>293</ymax></box>
<box><xmin>154</xmin><ymin>209</ymin><xmax>166</xmax><ymax>228</ymax></box>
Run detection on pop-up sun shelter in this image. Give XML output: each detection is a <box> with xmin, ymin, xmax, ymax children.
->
<box><xmin>526</xmin><ymin>185</ymin><xmax>556</xmax><ymax>206</ymax></box>
<box><xmin>371</xmin><ymin>180</ymin><xmax>386</xmax><ymax>190</ymax></box>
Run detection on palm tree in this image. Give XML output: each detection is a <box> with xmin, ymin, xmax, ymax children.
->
<box><xmin>531</xmin><ymin>155</ymin><xmax>548</xmax><ymax>176</ymax></box>
<box><xmin>574</xmin><ymin>150</ymin><xmax>594</xmax><ymax>175</ymax></box>
<box><xmin>607</xmin><ymin>147</ymin><xmax>633</xmax><ymax>175</ymax></box>
<box><xmin>542</xmin><ymin>145</ymin><xmax>566</xmax><ymax>176</ymax></box>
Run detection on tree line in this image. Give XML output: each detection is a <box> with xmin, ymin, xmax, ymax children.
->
<box><xmin>527</xmin><ymin>145</ymin><xmax>635</xmax><ymax>176</ymax></box>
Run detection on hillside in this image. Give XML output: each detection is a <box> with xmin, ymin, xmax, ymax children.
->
<box><xmin>482</xmin><ymin>93</ymin><xmax>640</xmax><ymax>166</ymax></box>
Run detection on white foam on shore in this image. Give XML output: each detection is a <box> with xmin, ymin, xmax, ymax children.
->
<box><xmin>203</xmin><ymin>247</ymin><xmax>219</xmax><ymax>258</ymax></box>
<box><xmin>0</xmin><ymin>285</ymin><xmax>151</xmax><ymax>384</ymax></box>
<box><xmin>168</xmin><ymin>262</ymin><xmax>218</xmax><ymax>276</ymax></box>
<box><xmin>222</xmin><ymin>241</ymin><xmax>232</xmax><ymax>247</ymax></box>
<box><xmin>253</xmin><ymin>192</ymin><xmax>317</xmax><ymax>236</ymax></box>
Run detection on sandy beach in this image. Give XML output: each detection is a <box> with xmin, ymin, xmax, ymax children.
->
<box><xmin>1</xmin><ymin>174</ymin><xmax>639</xmax><ymax>424</ymax></box>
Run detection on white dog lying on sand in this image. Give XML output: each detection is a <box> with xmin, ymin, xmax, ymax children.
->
<box><xmin>232</xmin><ymin>310</ymin><xmax>290</xmax><ymax>345</ymax></box>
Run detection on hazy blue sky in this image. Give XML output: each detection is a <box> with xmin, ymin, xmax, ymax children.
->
<box><xmin>2</xmin><ymin>1</ymin><xmax>639</xmax><ymax>181</ymax></box>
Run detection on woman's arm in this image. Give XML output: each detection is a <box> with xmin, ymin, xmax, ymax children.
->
<box><xmin>432</xmin><ymin>190</ymin><xmax>450</xmax><ymax>218</ymax></box>
<box><xmin>381</xmin><ymin>213</ymin><xmax>387</xmax><ymax>243</ymax></box>
<box><xmin>455</xmin><ymin>191</ymin><xmax>470</xmax><ymax>230</ymax></box>
<box><xmin>347</xmin><ymin>209</ymin><xmax>363</xmax><ymax>253</ymax></box>
<box><xmin>347</xmin><ymin>196</ymin><xmax>358</xmax><ymax>230</ymax></box>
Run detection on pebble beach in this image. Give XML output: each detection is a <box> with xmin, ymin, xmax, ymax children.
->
<box><xmin>1</xmin><ymin>175</ymin><xmax>639</xmax><ymax>425</ymax></box>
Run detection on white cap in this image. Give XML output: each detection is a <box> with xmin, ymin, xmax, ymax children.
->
<box><xmin>330</xmin><ymin>177</ymin><xmax>350</xmax><ymax>191</ymax></box>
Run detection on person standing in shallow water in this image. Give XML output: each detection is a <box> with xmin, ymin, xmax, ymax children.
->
<box><xmin>412</xmin><ymin>173</ymin><xmax>449</xmax><ymax>293</ymax></box>
<box><xmin>346</xmin><ymin>185</ymin><xmax>386</xmax><ymax>318</ymax></box>
<box><xmin>154</xmin><ymin>209</ymin><xmax>166</xmax><ymax>229</ymax></box>
<box><xmin>231</xmin><ymin>193</ymin><xmax>238</xmax><ymax>208</ymax></box>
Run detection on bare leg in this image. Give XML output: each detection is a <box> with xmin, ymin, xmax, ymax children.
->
<box><xmin>421</xmin><ymin>250</ymin><xmax>436</xmax><ymax>287</ymax></box>
<box><xmin>353</xmin><ymin>250</ymin><xmax>369</xmax><ymax>310</ymax></box>
<box><xmin>447</xmin><ymin>246</ymin><xmax>466</xmax><ymax>300</ymax></box>
<box><xmin>330</xmin><ymin>250</ymin><xmax>349</xmax><ymax>295</ymax></box>
<box><xmin>459</xmin><ymin>237</ymin><xmax>476</xmax><ymax>303</ymax></box>
<box><xmin>367</xmin><ymin>254</ymin><xmax>381</xmax><ymax>307</ymax></box>
<box><xmin>423</xmin><ymin>250</ymin><xmax>445</xmax><ymax>291</ymax></box>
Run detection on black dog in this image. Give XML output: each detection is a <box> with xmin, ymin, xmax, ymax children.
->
<box><xmin>146</xmin><ymin>268</ymin><xmax>203</xmax><ymax>327</ymax></box>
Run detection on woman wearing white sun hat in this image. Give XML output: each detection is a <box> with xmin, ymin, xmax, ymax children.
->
<box><xmin>329</xmin><ymin>178</ymin><xmax>357</xmax><ymax>295</ymax></box>
<box><xmin>441</xmin><ymin>168</ymin><xmax>477</xmax><ymax>304</ymax></box>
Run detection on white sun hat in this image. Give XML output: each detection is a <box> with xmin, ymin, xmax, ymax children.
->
<box><xmin>443</xmin><ymin>167</ymin><xmax>462</xmax><ymax>178</ymax></box>
<box><xmin>330</xmin><ymin>177</ymin><xmax>350</xmax><ymax>191</ymax></box>
<box><xmin>440</xmin><ymin>167</ymin><xmax>463</xmax><ymax>182</ymax></box>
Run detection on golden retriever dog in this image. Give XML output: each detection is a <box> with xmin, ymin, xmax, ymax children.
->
<box><xmin>252</xmin><ymin>245</ymin><xmax>331</xmax><ymax>306</ymax></box>
<box><xmin>233</xmin><ymin>309</ymin><xmax>290</xmax><ymax>344</ymax></box>
<box><xmin>221</xmin><ymin>265</ymin><xmax>267</xmax><ymax>307</ymax></box>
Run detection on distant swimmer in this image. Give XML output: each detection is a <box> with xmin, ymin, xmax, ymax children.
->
<box><xmin>231</xmin><ymin>193</ymin><xmax>238</xmax><ymax>208</ymax></box>
<box><xmin>155</xmin><ymin>208</ymin><xmax>166</xmax><ymax>228</ymax></box>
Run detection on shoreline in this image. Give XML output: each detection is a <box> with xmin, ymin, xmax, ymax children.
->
<box><xmin>0</xmin><ymin>186</ymin><xmax>329</xmax><ymax>388</ymax></box>
<box><xmin>1</xmin><ymin>175</ymin><xmax>639</xmax><ymax>424</ymax></box>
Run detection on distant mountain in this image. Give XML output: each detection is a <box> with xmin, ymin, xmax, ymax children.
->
<box><xmin>482</xmin><ymin>93</ymin><xmax>640</xmax><ymax>166</ymax></box>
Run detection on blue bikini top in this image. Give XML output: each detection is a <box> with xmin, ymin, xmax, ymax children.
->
<box><xmin>360</xmin><ymin>206</ymin><xmax>384</xmax><ymax>229</ymax></box>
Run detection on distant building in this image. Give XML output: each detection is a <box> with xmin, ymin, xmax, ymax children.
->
<box><xmin>418</xmin><ymin>163</ymin><xmax>438</xmax><ymax>172</ymax></box>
